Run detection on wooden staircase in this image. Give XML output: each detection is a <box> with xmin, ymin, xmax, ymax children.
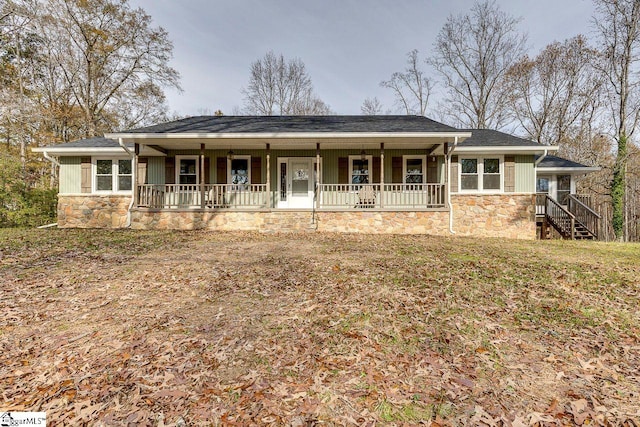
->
<box><xmin>539</xmin><ymin>194</ymin><xmax>600</xmax><ymax>240</ymax></box>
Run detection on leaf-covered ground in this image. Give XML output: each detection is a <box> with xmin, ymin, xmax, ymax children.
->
<box><xmin>1</xmin><ymin>229</ymin><xmax>639</xmax><ymax>426</ymax></box>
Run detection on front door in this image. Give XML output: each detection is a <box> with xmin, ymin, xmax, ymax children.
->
<box><xmin>277</xmin><ymin>158</ymin><xmax>316</xmax><ymax>209</ymax></box>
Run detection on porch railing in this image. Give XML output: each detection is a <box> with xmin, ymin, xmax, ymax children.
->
<box><xmin>535</xmin><ymin>193</ymin><xmax>547</xmax><ymax>216</ymax></box>
<box><xmin>137</xmin><ymin>184</ymin><xmax>268</xmax><ymax>209</ymax></box>
<box><xmin>383</xmin><ymin>183</ymin><xmax>445</xmax><ymax>208</ymax></box>
<box><xmin>319</xmin><ymin>184</ymin><xmax>381</xmax><ymax>208</ymax></box>
<box><xmin>137</xmin><ymin>183</ymin><xmax>447</xmax><ymax>210</ymax></box>
<box><xmin>318</xmin><ymin>183</ymin><xmax>446</xmax><ymax>209</ymax></box>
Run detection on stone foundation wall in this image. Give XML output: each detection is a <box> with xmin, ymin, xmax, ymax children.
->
<box><xmin>316</xmin><ymin>211</ymin><xmax>450</xmax><ymax>235</ymax></box>
<box><xmin>451</xmin><ymin>194</ymin><xmax>536</xmax><ymax>239</ymax></box>
<box><xmin>129</xmin><ymin>194</ymin><xmax>535</xmax><ymax>238</ymax></box>
<box><xmin>65</xmin><ymin>194</ymin><xmax>536</xmax><ymax>238</ymax></box>
<box><xmin>130</xmin><ymin>210</ymin><xmax>318</xmax><ymax>232</ymax></box>
<box><xmin>57</xmin><ymin>195</ymin><xmax>131</xmax><ymax>228</ymax></box>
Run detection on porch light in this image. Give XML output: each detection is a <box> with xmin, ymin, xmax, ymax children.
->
<box><xmin>360</xmin><ymin>149</ymin><xmax>367</xmax><ymax>160</ymax></box>
<box><xmin>227</xmin><ymin>149</ymin><xmax>234</xmax><ymax>160</ymax></box>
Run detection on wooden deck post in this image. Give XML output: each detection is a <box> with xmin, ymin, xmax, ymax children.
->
<box><xmin>379</xmin><ymin>143</ymin><xmax>384</xmax><ymax>208</ymax></box>
<box><xmin>266</xmin><ymin>143</ymin><xmax>271</xmax><ymax>208</ymax></box>
<box><xmin>200</xmin><ymin>143</ymin><xmax>205</xmax><ymax>209</ymax></box>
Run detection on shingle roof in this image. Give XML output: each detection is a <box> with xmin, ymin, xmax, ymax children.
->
<box><xmin>458</xmin><ymin>129</ymin><xmax>542</xmax><ymax>147</ymax></box>
<box><xmin>536</xmin><ymin>155</ymin><xmax>593</xmax><ymax>169</ymax></box>
<box><xmin>121</xmin><ymin>115</ymin><xmax>461</xmax><ymax>134</ymax></box>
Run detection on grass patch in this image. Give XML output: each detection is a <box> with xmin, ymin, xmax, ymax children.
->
<box><xmin>0</xmin><ymin>230</ymin><xmax>638</xmax><ymax>425</ymax></box>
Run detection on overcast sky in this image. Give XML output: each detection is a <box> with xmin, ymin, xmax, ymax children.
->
<box><xmin>129</xmin><ymin>0</ymin><xmax>595</xmax><ymax>117</ymax></box>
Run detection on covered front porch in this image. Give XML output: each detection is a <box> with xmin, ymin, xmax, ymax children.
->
<box><xmin>127</xmin><ymin>137</ymin><xmax>458</xmax><ymax>212</ymax></box>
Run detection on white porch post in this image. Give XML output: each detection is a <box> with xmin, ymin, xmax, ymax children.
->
<box><xmin>133</xmin><ymin>143</ymin><xmax>139</xmax><ymax>208</ymax></box>
<box><xmin>200</xmin><ymin>143</ymin><xmax>205</xmax><ymax>209</ymax></box>
<box><xmin>444</xmin><ymin>142</ymin><xmax>450</xmax><ymax>209</ymax></box>
<box><xmin>316</xmin><ymin>143</ymin><xmax>321</xmax><ymax>210</ymax></box>
<box><xmin>380</xmin><ymin>142</ymin><xmax>384</xmax><ymax>208</ymax></box>
<box><xmin>266</xmin><ymin>143</ymin><xmax>271</xmax><ymax>208</ymax></box>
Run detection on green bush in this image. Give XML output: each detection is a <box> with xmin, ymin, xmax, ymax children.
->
<box><xmin>0</xmin><ymin>153</ymin><xmax>58</xmax><ymax>228</ymax></box>
<box><xmin>0</xmin><ymin>185</ymin><xmax>58</xmax><ymax>228</ymax></box>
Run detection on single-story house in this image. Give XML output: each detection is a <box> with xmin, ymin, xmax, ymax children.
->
<box><xmin>33</xmin><ymin>115</ymin><xmax>599</xmax><ymax>239</ymax></box>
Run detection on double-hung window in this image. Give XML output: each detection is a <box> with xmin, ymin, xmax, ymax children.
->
<box><xmin>459</xmin><ymin>157</ymin><xmax>502</xmax><ymax>192</ymax></box>
<box><xmin>349</xmin><ymin>155</ymin><xmax>372</xmax><ymax>187</ymax></box>
<box><xmin>228</xmin><ymin>155</ymin><xmax>251</xmax><ymax>188</ymax></box>
<box><xmin>94</xmin><ymin>158</ymin><xmax>132</xmax><ymax>193</ymax></box>
<box><xmin>557</xmin><ymin>174</ymin><xmax>571</xmax><ymax>204</ymax></box>
<box><xmin>403</xmin><ymin>155</ymin><xmax>426</xmax><ymax>186</ymax></box>
<box><xmin>176</xmin><ymin>156</ymin><xmax>199</xmax><ymax>185</ymax></box>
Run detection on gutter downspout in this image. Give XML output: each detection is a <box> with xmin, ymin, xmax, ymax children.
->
<box><xmin>534</xmin><ymin>148</ymin><xmax>548</xmax><ymax>167</ymax></box>
<box><xmin>447</xmin><ymin>137</ymin><xmax>459</xmax><ymax>234</ymax></box>
<box><xmin>43</xmin><ymin>151</ymin><xmax>60</xmax><ymax>167</ymax></box>
<box><xmin>119</xmin><ymin>138</ymin><xmax>135</xmax><ymax>228</ymax></box>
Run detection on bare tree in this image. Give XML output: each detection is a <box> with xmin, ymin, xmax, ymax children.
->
<box><xmin>242</xmin><ymin>51</ymin><xmax>331</xmax><ymax>115</ymax></box>
<box><xmin>360</xmin><ymin>97</ymin><xmax>384</xmax><ymax>115</ymax></box>
<box><xmin>593</xmin><ymin>0</ymin><xmax>640</xmax><ymax>241</ymax></box>
<box><xmin>431</xmin><ymin>0</ymin><xmax>527</xmax><ymax>129</ymax></box>
<box><xmin>39</xmin><ymin>0</ymin><xmax>180</xmax><ymax>137</ymax></box>
<box><xmin>380</xmin><ymin>50</ymin><xmax>432</xmax><ymax>116</ymax></box>
<box><xmin>506</xmin><ymin>36</ymin><xmax>604</xmax><ymax>146</ymax></box>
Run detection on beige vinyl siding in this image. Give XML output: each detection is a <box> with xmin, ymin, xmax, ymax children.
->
<box><xmin>166</xmin><ymin>150</ymin><xmax>267</xmax><ymax>184</ymax></box>
<box><xmin>59</xmin><ymin>156</ymin><xmax>81</xmax><ymax>194</ymax></box>
<box><xmin>165</xmin><ymin>149</ymin><xmax>443</xmax><ymax>192</ymax></box>
<box><xmin>515</xmin><ymin>155</ymin><xmax>535</xmax><ymax>193</ymax></box>
<box><xmin>147</xmin><ymin>157</ymin><xmax>165</xmax><ymax>185</ymax></box>
<box><xmin>209</xmin><ymin>150</ymin><xmax>266</xmax><ymax>184</ymax></box>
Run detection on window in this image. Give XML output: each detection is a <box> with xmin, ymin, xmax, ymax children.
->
<box><xmin>227</xmin><ymin>155</ymin><xmax>251</xmax><ymax>187</ymax></box>
<box><xmin>96</xmin><ymin>159</ymin><xmax>114</xmax><ymax>191</ymax></box>
<box><xmin>557</xmin><ymin>174</ymin><xmax>571</xmax><ymax>204</ymax></box>
<box><xmin>93</xmin><ymin>158</ymin><xmax>132</xmax><ymax>193</ymax></box>
<box><xmin>460</xmin><ymin>159</ymin><xmax>478</xmax><ymax>190</ymax></box>
<box><xmin>403</xmin><ymin>155</ymin><xmax>426</xmax><ymax>184</ymax></box>
<box><xmin>459</xmin><ymin>157</ymin><xmax>503</xmax><ymax>192</ymax></box>
<box><xmin>349</xmin><ymin>155</ymin><xmax>372</xmax><ymax>185</ymax></box>
<box><xmin>118</xmin><ymin>159</ymin><xmax>132</xmax><ymax>191</ymax></box>
<box><xmin>483</xmin><ymin>158</ymin><xmax>501</xmax><ymax>190</ymax></box>
<box><xmin>536</xmin><ymin>177</ymin><xmax>550</xmax><ymax>194</ymax></box>
<box><xmin>176</xmin><ymin>156</ymin><xmax>199</xmax><ymax>185</ymax></box>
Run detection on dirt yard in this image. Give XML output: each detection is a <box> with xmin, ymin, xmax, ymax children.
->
<box><xmin>1</xmin><ymin>229</ymin><xmax>639</xmax><ymax>425</ymax></box>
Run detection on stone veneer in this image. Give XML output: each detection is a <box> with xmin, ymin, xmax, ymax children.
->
<box><xmin>450</xmin><ymin>194</ymin><xmax>536</xmax><ymax>239</ymax></box>
<box><xmin>57</xmin><ymin>195</ymin><xmax>131</xmax><ymax>228</ymax></box>
<box><xmin>126</xmin><ymin>194</ymin><xmax>536</xmax><ymax>239</ymax></box>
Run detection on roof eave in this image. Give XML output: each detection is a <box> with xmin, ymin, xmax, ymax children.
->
<box><xmin>537</xmin><ymin>166</ymin><xmax>601</xmax><ymax>173</ymax></box>
<box><xmin>105</xmin><ymin>131</ymin><xmax>473</xmax><ymax>140</ymax></box>
<box><xmin>31</xmin><ymin>146</ymin><xmax>166</xmax><ymax>156</ymax></box>
<box><xmin>453</xmin><ymin>145</ymin><xmax>559</xmax><ymax>153</ymax></box>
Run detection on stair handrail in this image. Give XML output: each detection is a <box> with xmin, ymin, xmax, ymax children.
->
<box><xmin>567</xmin><ymin>194</ymin><xmax>600</xmax><ymax>239</ymax></box>
<box><xmin>545</xmin><ymin>195</ymin><xmax>576</xmax><ymax>239</ymax></box>
<box><xmin>567</xmin><ymin>194</ymin><xmax>601</xmax><ymax>219</ymax></box>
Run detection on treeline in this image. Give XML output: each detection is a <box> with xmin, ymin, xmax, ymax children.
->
<box><xmin>2</xmin><ymin>0</ymin><xmax>639</xmax><ymax>240</ymax></box>
<box><xmin>369</xmin><ymin>1</ymin><xmax>640</xmax><ymax>241</ymax></box>
<box><xmin>0</xmin><ymin>0</ymin><xmax>180</xmax><ymax>226</ymax></box>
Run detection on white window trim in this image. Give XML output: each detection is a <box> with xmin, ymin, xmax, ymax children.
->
<box><xmin>175</xmin><ymin>155</ymin><xmax>200</xmax><ymax>185</ymax></box>
<box><xmin>348</xmin><ymin>155</ymin><xmax>373</xmax><ymax>186</ymax></box>
<box><xmin>458</xmin><ymin>155</ymin><xmax>504</xmax><ymax>193</ymax></box>
<box><xmin>403</xmin><ymin>155</ymin><xmax>426</xmax><ymax>185</ymax></box>
<box><xmin>92</xmin><ymin>157</ymin><xmax>132</xmax><ymax>194</ymax></box>
<box><xmin>227</xmin><ymin>155</ymin><xmax>251</xmax><ymax>186</ymax></box>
